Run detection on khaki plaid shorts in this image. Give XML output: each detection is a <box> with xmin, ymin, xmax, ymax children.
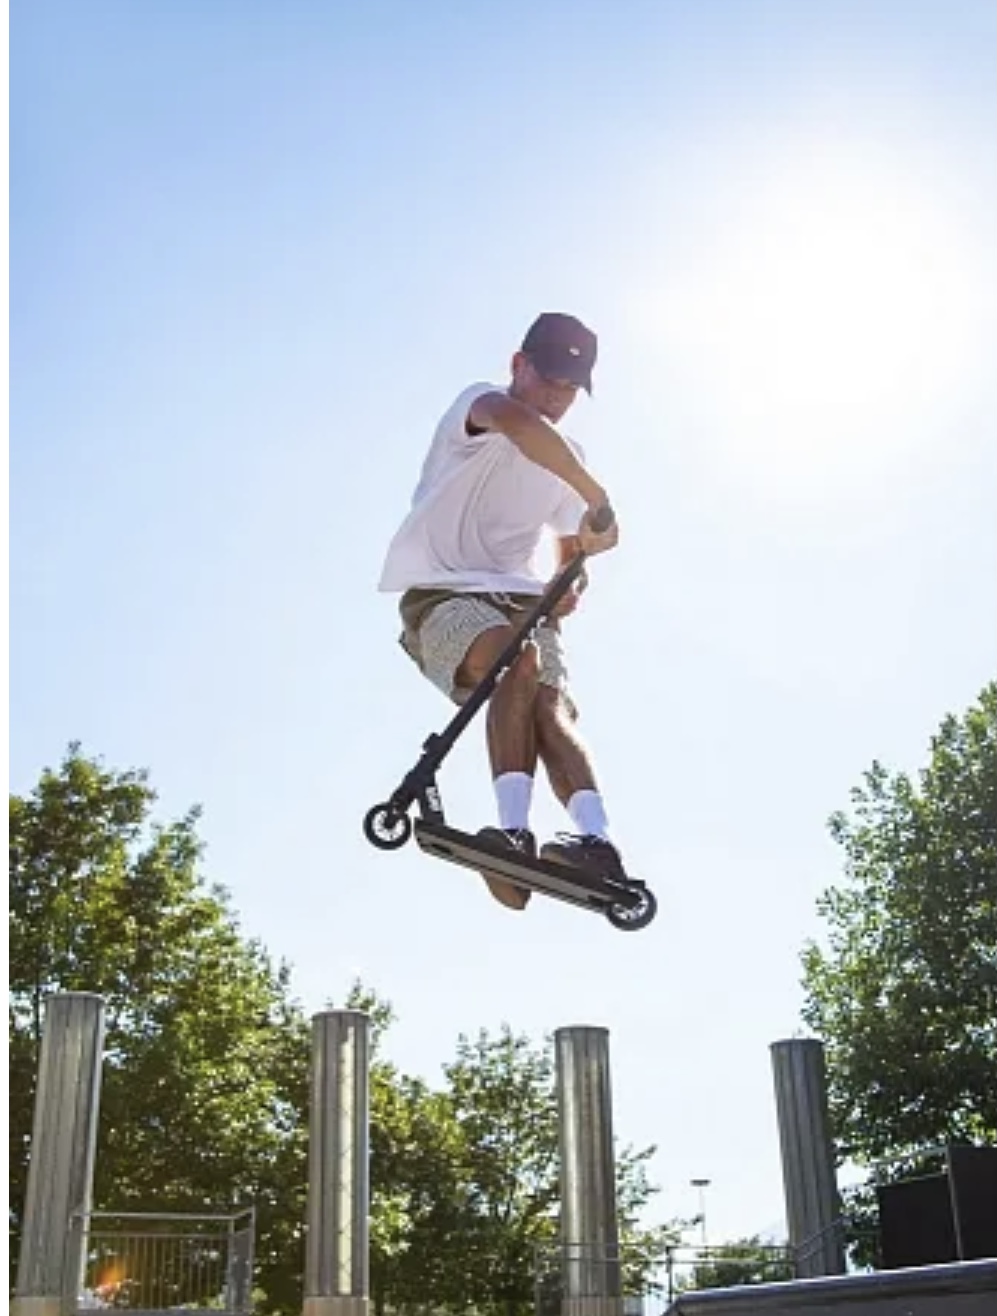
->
<box><xmin>398</xmin><ymin>587</ymin><xmax>573</xmax><ymax>709</ymax></box>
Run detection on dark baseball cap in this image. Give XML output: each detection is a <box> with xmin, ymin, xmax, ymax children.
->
<box><xmin>521</xmin><ymin>312</ymin><xmax>598</xmax><ymax>393</ymax></box>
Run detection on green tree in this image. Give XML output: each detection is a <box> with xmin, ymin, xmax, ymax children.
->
<box><xmin>370</xmin><ymin>1074</ymin><xmax>468</xmax><ymax>1315</ymax></box>
<box><xmin>425</xmin><ymin>1026</ymin><xmax>673</xmax><ymax>1316</ymax></box>
<box><xmin>329</xmin><ymin>983</ymin><xmax>467</xmax><ymax>1316</ymax></box>
<box><xmin>9</xmin><ymin>746</ymin><xmax>310</xmax><ymax>1312</ymax></box>
<box><xmin>438</xmin><ymin>1027</ymin><xmax>561</xmax><ymax>1314</ymax></box>
<box><xmin>10</xmin><ymin>749</ymin><xmax>676</xmax><ymax>1316</ymax></box>
<box><xmin>800</xmin><ymin>684</ymin><xmax>997</xmax><ymax>1247</ymax></box>
<box><xmin>683</xmin><ymin>1238</ymin><xmax>794</xmax><ymax>1291</ymax></box>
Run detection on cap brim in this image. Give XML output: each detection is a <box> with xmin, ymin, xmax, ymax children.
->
<box><xmin>528</xmin><ymin>347</ymin><xmax>594</xmax><ymax>393</ymax></box>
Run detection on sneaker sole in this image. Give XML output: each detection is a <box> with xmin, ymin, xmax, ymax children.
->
<box><xmin>475</xmin><ymin>832</ymin><xmax>534</xmax><ymax>910</ymax></box>
<box><xmin>479</xmin><ymin>872</ymin><xmax>532</xmax><ymax>911</ymax></box>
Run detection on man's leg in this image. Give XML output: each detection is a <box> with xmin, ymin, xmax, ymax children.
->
<box><xmin>533</xmin><ymin>685</ymin><xmax>593</xmax><ymax>802</ymax></box>
<box><xmin>454</xmin><ymin>627</ymin><xmax>542</xmax><ymax>910</ymax></box>
<box><xmin>532</xmin><ymin>687</ymin><xmax>610</xmax><ymax>827</ymax></box>
<box><xmin>532</xmin><ymin>642</ymin><xmax>626</xmax><ymax>877</ymax></box>
<box><xmin>457</xmin><ymin>629</ymin><xmax>540</xmax><ymax>783</ymax></box>
<box><xmin>415</xmin><ymin>596</ymin><xmax>542</xmax><ymax>830</ymax></box>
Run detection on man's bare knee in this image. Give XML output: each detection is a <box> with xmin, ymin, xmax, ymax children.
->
<box><xmin>457</xmin><ymin>626</ymin><xmax>539</xmax><ymax>690</ymax></box>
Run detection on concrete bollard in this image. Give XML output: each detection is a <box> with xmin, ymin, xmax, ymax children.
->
<box><xmin>556</xmin><ymin>1026</ymin><xmax>623</xmax><ymax>1316</ymax></box>
<box><xmin>14</xmin><ymin>992</ymin><xmax>106</xmax><ymax>1316</ymax></box>
<box><xmin>304</xmin><ymin>1010</ymin><xmax>371</xmax><ymax>1316</ymax></box>
<box><xmin>771</xmin><ymin>1038</ymin><xmax>846</xmax><ymax>1277</ymax></box>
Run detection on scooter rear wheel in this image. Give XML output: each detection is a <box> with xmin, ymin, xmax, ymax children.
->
<box><xmin>364</xmin><ymin>803</ymin><xmax>412</xmax><ymax>851</ymax></box>
<box><xmin>606</xmin><ymin>886</ymin><xmax>657</xmax><ymax>932</ymax></box>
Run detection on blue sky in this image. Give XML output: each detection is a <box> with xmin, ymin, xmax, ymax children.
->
<box><xmin>11</xmin><ymin>0</ymin><xmax>996</xmax><ymax>1248</ymax></box>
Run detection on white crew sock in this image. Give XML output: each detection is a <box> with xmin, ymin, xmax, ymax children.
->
<box><xmin>567</xmin><ymin>789</ymin><xmax>611</xmax><ymax>840</ymax></box>
<box><xmin>494</xmin><ymin>772</ymin><xmax>535</xmax><ymax>831</ymax></box>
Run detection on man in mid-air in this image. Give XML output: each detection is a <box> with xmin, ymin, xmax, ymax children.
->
<box><xmin>379</xmin><ymin>312</ymin><xmax>625</xmax><ymax>910</ymax></box>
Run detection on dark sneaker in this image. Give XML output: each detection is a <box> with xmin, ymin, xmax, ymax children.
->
<box><xmin>475</xmin><ymin>828</ymin><xmax>536</xmax><ymax>910</ymax></box>
<box><xmin>539</xmin><ymin>833</ymin><xmax>627</xmax><ymax>880</ymax></box>
<box><xmin>477</xmin><ymin>827</ymin><xmax>537</xmax><ymax>858</ymax></box>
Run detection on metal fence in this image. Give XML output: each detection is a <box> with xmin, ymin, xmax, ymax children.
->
<box><xmin>533</xmin><ymin>1241</ymin><xmax>797</xmax><ymax>1315</ymax></box>
<box><xmin>533</xmin><ymin>1243</ymin><xmax>665</xmax><ymax>1316</ymax></box>
<box><xmin>532</xmin><ymin>1229</ymin><xmax>891</xmax><ymax>1314</ymax></box>
<box><xmin>660</xmin><ymin>1245</ymin><xmax>795</xmax><ymax>1303</ymax></box>
<box><xmin>72</xmin><ymin>1210</ymin><xmax>255</xmax><ymax>1313</ymax></box>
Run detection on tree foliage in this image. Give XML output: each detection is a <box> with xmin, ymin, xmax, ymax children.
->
<box><xmin>800</xmin><ymin>683</ymin><xmax>997</xmax><ymax>1242</ymax></box>
<box><xmin>11</xmin><ymin>746</ymin><xmax>675</xmax><ymax>1315</ymax></box>
<box><xmin>682</xmin><ymin>1238</ymin><xmax>794</xmax><ymax>1291</ymax></box>
<box><xmin>369</xmin><ymin>1026</ymin><xmax>673</xmax><ymax>1315</ymax></box>
<box><xmin>9</xmin><ymin>745</ymin><xmax>310</xmax><ymax>1311</ymax></box>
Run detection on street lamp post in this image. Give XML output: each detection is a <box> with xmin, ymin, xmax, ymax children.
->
<box><xmin>689</xmin><ymin>1179</ymin><xmax>711</xmax><ymax>1251</ymax></box>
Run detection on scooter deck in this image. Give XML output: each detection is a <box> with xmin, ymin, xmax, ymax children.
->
<box><xmin>413</xmin><ymin>820</ymin><xmax>643</xmax><ymax>916</ymax></box>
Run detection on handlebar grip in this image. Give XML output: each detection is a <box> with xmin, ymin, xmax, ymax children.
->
<box><xmin>588</xmin><ymin>503</ymin><xmax>615</xmax><ymax>535</ymax></box>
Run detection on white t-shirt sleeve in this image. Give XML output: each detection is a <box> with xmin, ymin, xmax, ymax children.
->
<box><xmin>409</xmin><ymin>382</ymin><xmax>504</xmax><ymax>507</ymax></box>
<box><xmin>425</xmin><ymin>384</ymin><xmax>588</xmax><ymax>536</ymax></box>
<box><xmin>441</xmin><ymin>381</ymin><xmax>505</xmax><ymax>451</ymax></box>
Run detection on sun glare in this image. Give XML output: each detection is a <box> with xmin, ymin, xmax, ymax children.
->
<box><xmin>644</xmin><ymin>147</ymin><xmax>987</xmax><ymax>492</ymax></box>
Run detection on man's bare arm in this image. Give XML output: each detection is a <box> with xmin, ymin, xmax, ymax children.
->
<box><xmin>558</xmin><ymin>533</ymin><xmax>589</xmax><ymax>595</ymax></box>
<box><xmin>468</xmin><ymin>391</ymin><xmax>607</xmax><ymax>509</ymax></box>
<box><xmin>549</xmin><ymin>535</ymin><xmax>588</xmax><ymax>619</ymax></box>
<box><xmin>557</xmin><ymin>535</ymin><xmax>584</xmax><ymax>572</ymax></box>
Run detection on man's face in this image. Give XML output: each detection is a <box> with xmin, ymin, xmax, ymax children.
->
<box><xmin>510</xmin><ymin>352</ymin><xmax>581</xmax><ymax>423</ymax></box>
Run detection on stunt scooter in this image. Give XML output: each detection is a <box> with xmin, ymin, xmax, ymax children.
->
<box><xmin>363</xmin><ymin>506</ymin><xmax>658</xmax><ymax>932</ymax></box>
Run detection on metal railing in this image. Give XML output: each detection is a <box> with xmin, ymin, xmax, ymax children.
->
<box><xmin>533</xmin><ymin>1240</ymin><xmax>799</xmax><ymax>1312</ymax></box>
<box><xmin>533</xmin><ymin>1242</ymin><xmax>658</xmax><ymax>1316</ymax></box>
<box><xmin>659</xmin><ymin>1245</ymin><xmax>795</xmax><ymax>1304</ymax></box>
<box><xmin>72</xmin><ymin>1210</ymin><xmax>255</xmax><ymax>1313</ymax></box>
<box><xmin>791</xmin><ymin>1216</ymin><xmax>849</xmax><ymax>1273</ymax></box>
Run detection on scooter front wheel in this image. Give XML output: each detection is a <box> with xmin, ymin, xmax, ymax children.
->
<box><xmin>364</xmin><ymin>803</ymin><xmax>413</xmax><ymax>851</ymax></box>
<box><xmin>606</xmin><ymin>885</ymin><xmax>657</xmax><ymax>932</ymax></box>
